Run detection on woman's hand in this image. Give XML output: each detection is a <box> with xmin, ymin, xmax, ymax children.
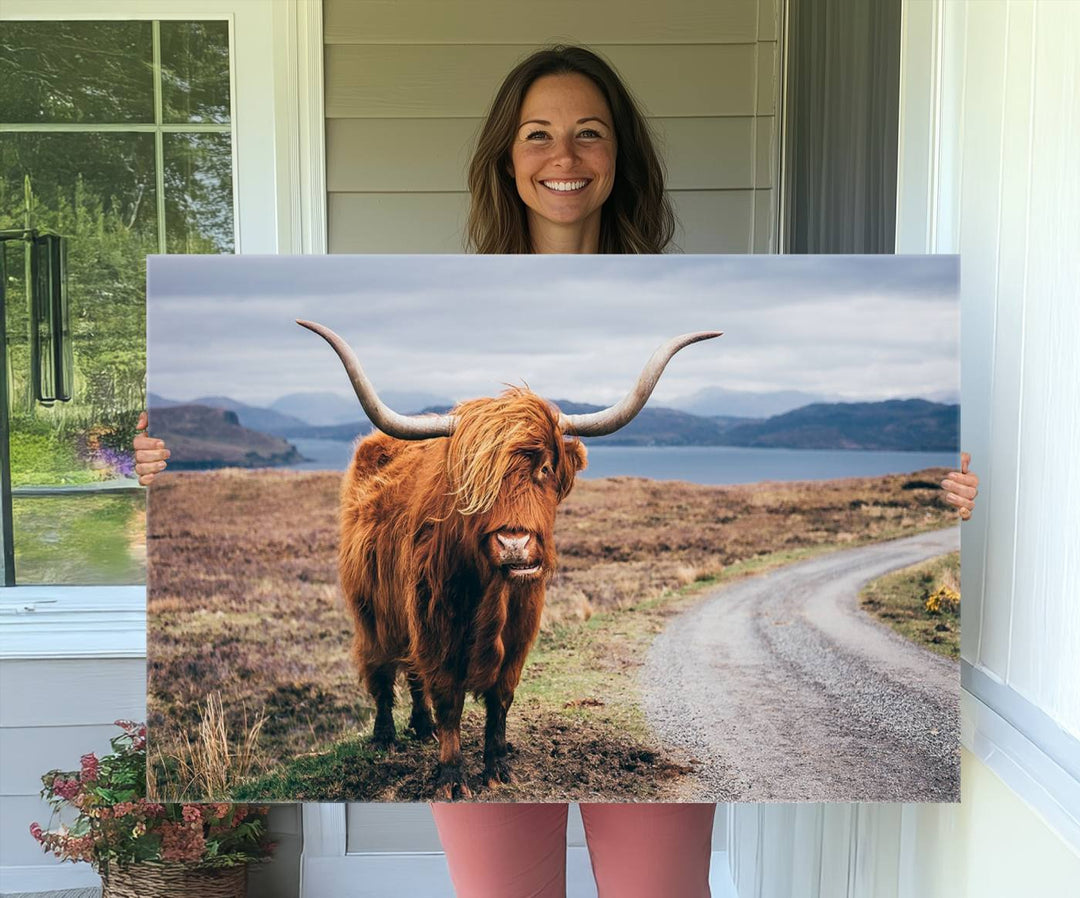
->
<box><xmin>133</xmin><ymin>411</ymin><xmax>170</xmax><ymax>486</ymax></box>
<box><xmin>941</xmin><ymin>451</ymin><xmax>979</xmax><ymax>521</ymax></box>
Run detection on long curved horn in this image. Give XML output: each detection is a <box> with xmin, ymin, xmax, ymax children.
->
<box><xmin>297</xmin><ymin>320</ymin><xmax>457</xmax><ymax>440</ymax></box>
<box><xmin>559</xmin><ymin>332</ymin><xmax>722</xmax><ymax>437</ymax></box>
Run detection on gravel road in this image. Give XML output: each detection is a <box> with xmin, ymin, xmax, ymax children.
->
<box><xmin>642</xmin><ymin>528</ymin><xmax>961</xmax><ymax>802</ymax></box>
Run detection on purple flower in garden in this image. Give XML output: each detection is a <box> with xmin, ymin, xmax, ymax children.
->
<box><xmin>96</xmin><ymin>446</ymin><xmax>136</xmax><ymax>479</ymax></box>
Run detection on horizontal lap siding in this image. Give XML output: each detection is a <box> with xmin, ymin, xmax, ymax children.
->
<box><xmin>326</xmin><ymin>45</ymin><xmax>761</xmax><ymax>118</ymax></box>
<box><xmin>0</xmin><ymin>658</ymin><xmax>146</xmax><ymax>867</ymax></box>
<box><xmin>324</xmin><ymin>0</ymin><xmax>781</xmax><ymax>255</ymax></box>
<box><xmin>327</xmin><ymin>117</ymin><xmax>768</xmax><ymax>192</ymax></box>
<box><xmin>324</xmin><ymin>0</ymin><xmax>761</xmax><ymax>45</ymax></box>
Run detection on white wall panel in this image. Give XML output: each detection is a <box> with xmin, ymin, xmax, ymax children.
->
<box><xmin>346</xmin><ymin>803</ymin><xmax>443</xmax><ymax>853</ymax></box>
<box><xmin>670</xmin><ymin>190</ymin><xmax>757</xmax><ymax>253</ymax></box>
<box><xmin>979</xmin><ymin>0</ymin><xmax>1034</xmax><ymax>690</ymax></box>
<box><xmin>956</xmin><ymin>0</ymin><xmax>1011</xmax><ymax>677</ymax></box>
<box><xmin>0</xmin><ymin>724</ymin><xmax>121</xmax><ymax>796</ymax></box>
<box><xmin>324</xmin><ymin>0</ymin><xmax>761</xmax><ymax>45</ymax></box>
<box><xmin>1007</xmin><ymin>0</ymin><xmax>1080</xmax><ymax>733</ymax></box>
<box><xmin>326</xmin><ymin>44</ymin><xmax>759</xmax><ymax>119</ymax></box>
<box><xmin>326</xmin><ymin>117</ymin><xmax>765</xmax><ymax>193</ymax></box>
<box><xmin>329</xmin><ymin>192</ymin><xmax>469</xmax><ymax>253</ymax></box>
<box><xmin>0</xmin><ymin>659</ymin><xmax>146</xmax><ymax>728</ymax></box>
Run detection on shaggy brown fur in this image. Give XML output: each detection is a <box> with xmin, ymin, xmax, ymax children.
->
<box><xmin>339</xmin><ymin>388</ymin><xmax>587</xmax><ymax>799</ymax></box>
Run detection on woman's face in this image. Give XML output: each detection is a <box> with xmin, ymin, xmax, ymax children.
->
<box><xmin>509</xmin><ymin>73</ymin><xmax>617</xmax><ymax>238</ymax></box>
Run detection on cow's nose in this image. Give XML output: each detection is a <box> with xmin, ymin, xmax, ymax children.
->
<box><xmin>497</xmin><ymin>533</ymin><xmax>531</xmax><ymax>552</ymax></box>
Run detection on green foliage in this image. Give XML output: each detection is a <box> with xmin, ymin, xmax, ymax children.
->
<box><xmin>859</xmin><ymin>551</ymin><xmax>960</xmax><ymax>659</ymax></box>
<box><xmin>31</xmin><ymin>722</ymin><xmax>273</xmax><ymax>874</ymax></box>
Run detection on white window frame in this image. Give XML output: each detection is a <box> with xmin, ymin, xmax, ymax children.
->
<box><xmin>1</xmin><ymin>0</ymin><xmax>326</xmax><ymax>256</ymax></box>
<box><xmin>0</xmin><ymin>0</ymin><xmax>326</xmax><ymax>647</ymax></box>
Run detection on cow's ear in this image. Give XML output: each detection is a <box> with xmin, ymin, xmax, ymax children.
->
<box><xmin>566</xmin><ymin>439</ymin><xmax>587</xmax><ymax>473</ymax></box>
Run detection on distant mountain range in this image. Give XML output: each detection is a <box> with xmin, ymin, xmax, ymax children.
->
<box><xmin>269</xmin><ymin>390</ymin><xmax>452</xmax><ymax>426</ymax></box>
<box><xmin>718</xmin><ymin>399</ymin><xmax>958</xmax><ymax>451</ymax></box>
<box><xmin>149</xmin><ymin>392</ymin><xmax>959</xmax><ymax>468</ymax></box>
<box><xmin>148</xmin><ymin>405</ymin><xmax>305</xmax><ymax>470</ymax></box>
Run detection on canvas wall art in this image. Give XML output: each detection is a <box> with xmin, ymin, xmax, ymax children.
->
<box><xmin>146</xmin><ymin>253</ymin><xmax>960</xmax><ymax>803</ymax></box>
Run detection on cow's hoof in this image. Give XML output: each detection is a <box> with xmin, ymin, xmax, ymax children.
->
<box><xmin>407</xmin><ymin>712</ymin><xmax>436</xmax><ymax>743</ymax></box>
<box><xmin>434</xmin><ymin>767</ymin><xmax>472</xmax><ymax>801</ymax></box>
<box><xmin>370</xmin><ymin>729</ymin><xmax>398</xmax><ymax>751</ymax></box>
<box><xmin>483</xmin><ymin>759</ymin><xmax>515</xmax><ymax>788</ymax></box>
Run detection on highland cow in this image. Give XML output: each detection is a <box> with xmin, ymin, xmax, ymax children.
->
<box><xmin>299</xmin><ymin>321</ymin><xmax>719</xmax><ymax>799</ymax></box>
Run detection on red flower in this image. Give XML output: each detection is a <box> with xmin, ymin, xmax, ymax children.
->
<box><xmin>137</xmin><ymin>799</ymin><xmax>166</xmax><ymax>818</ymax></box>
<box><xmin>80</xmin><ymin>753</ymin><xmax>100</xmax><ymax>782</ymax></box>
<box><xmin>181</xmin><ymin>805</ymin><xmax>202</xmax><ymax>824</ymax></box>
<box><xmin>30</xmin><ymin>822</ymin><xmax>44</xmax><ymax>842</ymax></box>
<box><xmin>52</xmin><ymin>778</ymin><xmax>80</xmax><ymax>801</ymax></box>
<box><xmin>160</xmin><ymin>821</ymin><xmax>206</xmax><ymax>863</ymax></box>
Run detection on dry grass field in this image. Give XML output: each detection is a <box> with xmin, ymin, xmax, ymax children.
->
<box><xmin>147</xmin><ymin>466</ymin><xmax>958</xmax><ymax>801</ymax></box>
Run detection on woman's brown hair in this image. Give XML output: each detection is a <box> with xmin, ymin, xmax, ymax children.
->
<box><xmin>466</xmin><ymin>45</ymin><xmax>676</xmax><ymax>254</ymax></box>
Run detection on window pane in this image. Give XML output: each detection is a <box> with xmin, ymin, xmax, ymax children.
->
<box><xmin>1</xmin><ymin>133</ymin><xmax>155</xmax><ymax>445</ymax></box>
<box><xmin>2</xmin><ymin>132</ymin><xmax>152</xmax><ymax>584</ymax></box>
<box><xmin>0</xmin><ymin>21</ymin><xmax>154</xmax><ymax>124</ymax></box>
<box><xmin>12</xmin><ymin>493</ymin><xmax>146</xmax><ymax>585</ymax></box>
<box><xmin>160</xmin><ymin>20</ymin><xmax>232</xmax><ymax>124</ymax></box>
<box><xmin>164</xmin><ymin>133</ymin><xmax>235</xmax><ymax>253</ymax></box>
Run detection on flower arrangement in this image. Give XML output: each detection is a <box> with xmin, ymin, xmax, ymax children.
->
<box><xmin>30</xmin><ymin>721</ymin><xmax>273</xmax><ymax>877</ymax></box>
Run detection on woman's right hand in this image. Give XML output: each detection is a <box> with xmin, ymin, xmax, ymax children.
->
<box><xmin>133</xmin><ymin>411</ymin><xmax>170</xmax><ymax>486</ymax></box>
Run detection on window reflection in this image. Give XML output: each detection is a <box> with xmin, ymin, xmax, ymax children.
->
<box><xmin>1</xmin><ymin>19</ymin><xmax>234</xmax><ymax>587</ymax></box>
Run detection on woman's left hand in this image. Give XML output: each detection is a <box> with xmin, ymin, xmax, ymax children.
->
<box><xmin>941</xmin><ymin>451</ymin><xmax>979</xmax><ymax>521</ymax></box>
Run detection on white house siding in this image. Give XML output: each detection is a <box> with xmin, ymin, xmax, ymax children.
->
<box><xmin>0</xmin><ymin>664</ymin><xmax>146</xmax><ymax>875</ymax></box>
<box><xmin>323</xmin><ymin>0</ymin><xmax>782</xmax><ymax>254</ymax></box>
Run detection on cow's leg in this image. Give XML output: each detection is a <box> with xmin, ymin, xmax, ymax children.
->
<box><xmin>364</xmin><ymin>661</ymin><xmax>398</xmax><ymax>750</ymax></box>
<box><xmin>430</xmin><ymin>681</ymin><xmax>471</xmax><ymax>800</ymax></box>
<box><xmin>405</xmin><ymin>670</ymin><xmax>435</xmax><ymax>742</ymax></box>
<box><xmin>482</xmin><ymin>679</ymin><xmax>515</xmax><ymax>788</ymax></box>
<box><xmin>480</xmin><ymin>583</ymin><xmax>542</xmax><ymax>789</ymax></box>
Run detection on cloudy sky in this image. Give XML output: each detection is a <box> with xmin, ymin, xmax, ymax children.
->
<box><xmin>147</xmin><ymin>254</ymin><xmax>958</xmax><ymax>409</ymax></box>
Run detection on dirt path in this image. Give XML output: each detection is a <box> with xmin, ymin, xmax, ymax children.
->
<box><xmin>641</xmin><ymin>528</ymin><xmax>961</xmax><ymax>802</ymax></box>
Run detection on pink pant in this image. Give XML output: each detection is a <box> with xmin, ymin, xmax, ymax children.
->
<box><xmin>431</xmin><ymin>803</ymin><xmax>715</xmax><ymax>898</ymax></box>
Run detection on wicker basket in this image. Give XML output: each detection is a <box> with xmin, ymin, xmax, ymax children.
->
<box><xmin>101</xmin><ymin>862</ymin><xmax>247</xmax><ymax>898</ymax></box>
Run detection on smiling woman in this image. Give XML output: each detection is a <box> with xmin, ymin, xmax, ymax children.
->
<box><xmin>509</xmin><ymin>73</ymin><xmax>617</xmax><ymax>252</ymax></box>
<box><xmin>466</xmin><ymin>45</ymin><xmax>674</xmax><ymax>255</ymax></box>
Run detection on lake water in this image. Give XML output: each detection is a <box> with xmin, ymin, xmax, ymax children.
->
<box><xmin>288</xmin><ymin>438</ymin><xmax>958</xmax><ymax>485</ymax></box>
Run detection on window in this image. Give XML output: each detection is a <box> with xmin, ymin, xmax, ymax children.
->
<box><xmin>0</xmin><ymin>18</ymin><xmax>235</xmax><ymax>585</ymax></box>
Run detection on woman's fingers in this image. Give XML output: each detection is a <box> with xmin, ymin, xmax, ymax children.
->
<box><xmin>135</xmin><ymin>460</ymin><xmax>168</xmax><ymax>485</ymax></box>
<box><xmin>134</xmin><ymin>447</ymin><xmax>170</xmax><ymax>463</ymax></box>
<box><xmin>133</xmin><ymin>411</ymin><xmax>169</xmax><ymax>485</ymax></box>
<box><xmin>940</xmin><ymin>477</ymin><xmax>978</xmax><ymax>500</ymax></box>
<box><xmin>941</xmin><ymin>451</ymin><xmax>979</xmax><ymax>521</ymax></box>
<box><xmin>943</xmin><ymin>490</ymin><xmax>975</xmax><ymax>510</ymax></box>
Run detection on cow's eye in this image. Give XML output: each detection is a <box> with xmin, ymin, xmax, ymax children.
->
<box><xmin>540</xmin><ymin>464</ymin><xmax>553</xmax><ymax>477</ymax></box>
